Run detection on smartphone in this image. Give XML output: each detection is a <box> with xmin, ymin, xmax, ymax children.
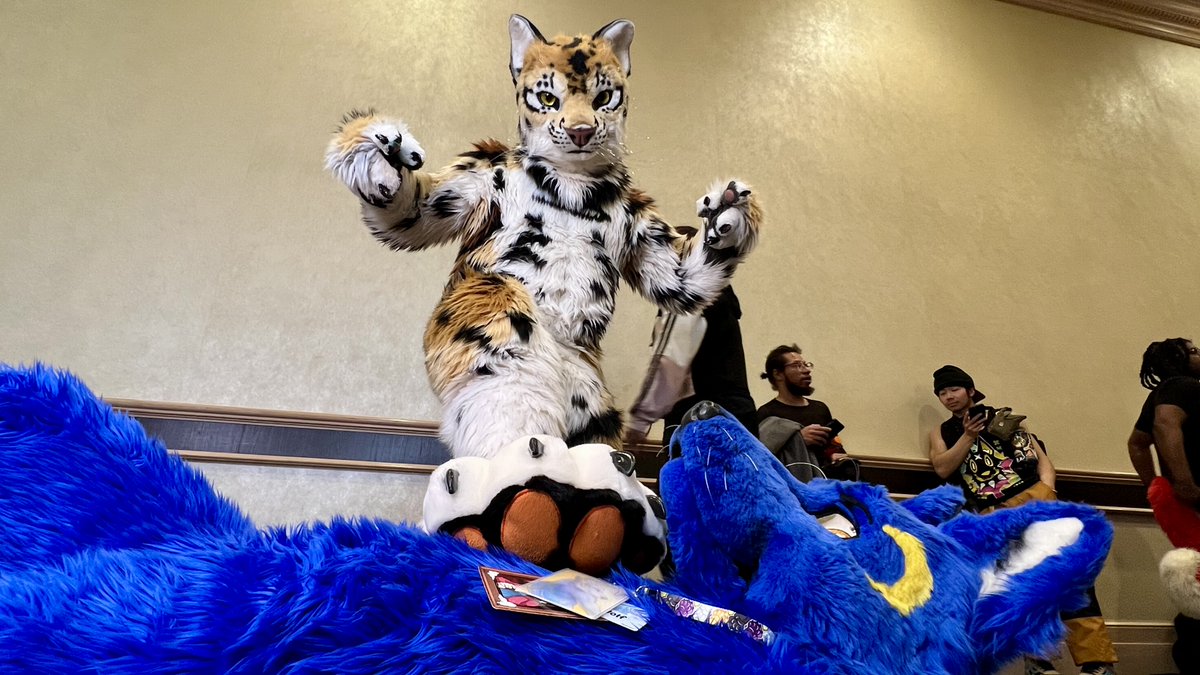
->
<box><xmin>967</xmin><ymin>405</ymin><xmax>988</xmax><ymax>420</ymax></box>
<box><xmin>825</xmin><ymin>419</ymin><xmax>845</xmax><ymax>437</ymax></box>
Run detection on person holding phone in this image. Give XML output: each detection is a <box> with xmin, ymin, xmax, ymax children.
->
<box><xmin>928</xmin><ymin>365</ymin><xmax>1117</xmax><ymax>675</ymax></box>
<box><xmin>756</xmin><ymin>344</ymin><xmax>854</xmax><ymax>477</ymax></box>
<box><xmin>929</xmin><ymin>365</ymin><xmax>1053</xmax><ymax>511</ymax></box>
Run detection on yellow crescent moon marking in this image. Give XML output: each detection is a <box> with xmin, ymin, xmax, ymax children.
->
<box><xmin>865</xmin><ymin>525</ymin><xmax>934</xmax><ymax>617</ymax></box>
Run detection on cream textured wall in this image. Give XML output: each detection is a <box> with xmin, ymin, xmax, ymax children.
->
<box><xmin>2</xmin><ymin>0</ymin><xmax>1198</xmax><ymax>470</ymax></box>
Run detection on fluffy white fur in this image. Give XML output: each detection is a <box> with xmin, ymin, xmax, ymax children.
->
<box><xmin>1160</xmin><ymin>547</ymin><xmax>1200</xmax><ymax>618</ymax></box>
<box><xmin>423</xmin><ymin>434</ymin><xmax>664</xmax><ymax>543</ymax></box>
<box><xmin>979</xmin><ymin>517</ymin><xmax>1083</xmax><ymax>597</ymax></box>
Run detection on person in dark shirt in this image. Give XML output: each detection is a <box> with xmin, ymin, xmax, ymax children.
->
<box><xmin>755</xmin><ymin>344</ymin><xmax>849</xmax><ymax>467</ymax></box>
<box><xmin>927</xmin><ymin>365</ymin><xmax>1051</xmax><ymax>512</ymax></box>
<box><xmin>1130</xmin><ymin>338</ymin><xmax>1200</xmax><ymax>498</ymax></box>
<box><xmin>658</xmin><ymin>286</ymin><xmax>758</xmax><ymax>445</ymax></box>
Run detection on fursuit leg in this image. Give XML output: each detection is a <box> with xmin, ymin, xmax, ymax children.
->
<box><xmin>423</xmin><ymin>334</ymin><xmax>665</xmax><ymax>574</ymax></box>
<box><xmin>438</xmin><ymin>335</ymin><xmax>570</xmax><ymax>459</ymax></box>
<box><xmin>559</xmin><ymin>344</ymin><xmax>623</xmax><ymax>449</ymax></box>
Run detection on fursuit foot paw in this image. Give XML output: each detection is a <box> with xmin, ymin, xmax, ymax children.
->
<box><xmin>325</xmin><ymin>110</ymin><xmax>426</xmax><ymax>208</ymax></box>
<box><xmin>695</xmin><ymin>179</ymin><xmax>760</xmax><ymax>253</ymax></box>
<box><xmin>423</xmin><ymin>436</ymin><xmax>667</xmax><ymax>576</ymax></box>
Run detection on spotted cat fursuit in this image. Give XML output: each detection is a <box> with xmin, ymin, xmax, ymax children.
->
<box><xmin>326</xmin><ymin>16</ymin><xmax>762</xmax><ymax>461</ymax></box>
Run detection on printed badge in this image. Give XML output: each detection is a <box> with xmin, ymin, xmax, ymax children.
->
<box><xmin>478</xmin><ymin>566</ymin><xmax>582</xmax><ymax>620</ymax></box>
<box><xmin>517</xmin><ymin>569</ymin><xmax>629</xmax><ymax>620</ymax></box>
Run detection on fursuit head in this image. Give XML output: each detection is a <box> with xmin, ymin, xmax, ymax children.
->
<box><xmin>325</xmin><ymin>15</ymin><xmax>764</xmax><ymax>574</ymax></box>
<box><xmin>0</xmin><ymin>365</ymin><xmax>1112</xmax><ymax>673</ymax></box>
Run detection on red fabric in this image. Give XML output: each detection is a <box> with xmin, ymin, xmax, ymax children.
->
<box><xmin>1149</xmin><ymin>477</ymin><xmax>1200</xmax><ymax>550</ymax></box>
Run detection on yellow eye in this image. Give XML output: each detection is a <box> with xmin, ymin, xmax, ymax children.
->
<box><xmin>537</xmin><ymin>91</ymin><xmax>559</xmax><ymax>108</ymax></box>
<box><xmin>593</xmin><ymin>90</ymin><xmax>612</xmax><ymax>108</ymax></box>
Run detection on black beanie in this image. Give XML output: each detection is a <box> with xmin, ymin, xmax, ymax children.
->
<box><xmin>933</xmin><ymin>365</ymin><xmax>985</xmax><ymax>402</ymax></box>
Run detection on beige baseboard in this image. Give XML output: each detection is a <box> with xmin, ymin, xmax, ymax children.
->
<box><xmin>996</xmin><ymin>621</ymin><xmax>1177</xmax><ymax>674</ymax></box>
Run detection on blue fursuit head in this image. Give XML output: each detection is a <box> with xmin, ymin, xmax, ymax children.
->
<box><xmin>0</xmin><ymin>365</ymin><xmax>1112</xmax><ymax>673</ymax></box>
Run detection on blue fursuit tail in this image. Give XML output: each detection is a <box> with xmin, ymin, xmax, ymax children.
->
<box><xmin>0</xmin><ymin>364</ymin><xmax>254</xmax><ymax>573</ymax></box>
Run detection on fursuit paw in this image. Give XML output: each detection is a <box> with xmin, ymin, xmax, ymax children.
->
<box><xmin>423</xmin><ymin>435</ymin><xmax>667</xmax><ymax>576</ymax></box>
<box><xmin>695</xmin><ymin>179</ymin><xmax>761</xmax><ymax>253</ymax></box>
<box><xmin>325</xmin><ymin>110</ymin><xmax>426</xmax><ymax>208</ymax></box>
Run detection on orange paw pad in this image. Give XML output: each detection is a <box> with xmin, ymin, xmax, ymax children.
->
<box><xmin>500</xmin><ymin>489</ymin><xmax>562</xmax><ymax>565</ymax></box>
<box><xmin>453</xmin><ymin>526</ymin><xmax>488</xmax><ymax>551</ymax></box>
<box><xmin>569</xmin><ymin>505</ymin><xmax>625</xmax><ymax>576</ymax></box>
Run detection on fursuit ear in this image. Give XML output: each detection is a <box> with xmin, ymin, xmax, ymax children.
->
<box><xmin>593</xmin><ymin>19</ymin><xmax>635</xmax><ymax>76</ymax></box>
<box><xmin>508</xmin><ymin>14</ymin><xmax>547</xmax><ymax>82</ymax></box>
<box><xmin>901</xmin><ymin>485</ymin><xmax>966</xmax><ymax>526</ymax></box>
<box><xmin>941</xmin><ymin>501</ymin><xmax>1113</xmax><ymax>673</ymax></box>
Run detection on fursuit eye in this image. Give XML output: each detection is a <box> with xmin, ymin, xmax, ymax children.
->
<box><xmin>592</xmin><ymin>90</ymin><xmax>613</xmax><ymax>109</ymax></box>
<box><xmin>537</xmin><ymin>91</ymin><xmax>559</xmax><ymax>108</ymax></box>
<box><xmin>718</xmin><ymin>223</ymin><xmax>731</xmax><ymax>234</ymax></box>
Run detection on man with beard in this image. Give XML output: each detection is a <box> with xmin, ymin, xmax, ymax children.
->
<box><xmin>756</xmin><ymin>344</ymin><xmax>851</xmax><ymax>477</ymax></box>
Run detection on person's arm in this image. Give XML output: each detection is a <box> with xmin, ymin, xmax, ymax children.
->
<box><xmin>1127</xmin><ymin>428</ymin><xmax>1157</xmax><ymax>487</ymax></box>
<box><xmin>1155</xmin><ymin>404</ymin><xmax>1199</xmax><ymax>504</ymax></box>
<box><xmin>929</xmin><ymin>413</ymin><xmax>984</xmax><ymax>479</ymax></box>
<box><xmin>1029</xmin><ymin>435</ymin><xmax>1055</xmax><ymax>491</ymax></box>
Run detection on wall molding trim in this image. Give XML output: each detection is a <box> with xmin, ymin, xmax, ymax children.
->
<box><xmin>998</xmin><ymin>0</ymin><xmax>1200</xmax><ymax>48</ymax></box>
<box><xmin>176</xmin><ymin>449</ymin><xmax>439</xmax><ymax>475</ymax></box>
<box><xmin>115</xmin><ymin>397</ymin><xmax>1149</xmax><ymax>509</ymax></box>
<box><xmin>108</xmin><ymin>398</ymin><xmax>439</xmax><ymax>437</ymax></box>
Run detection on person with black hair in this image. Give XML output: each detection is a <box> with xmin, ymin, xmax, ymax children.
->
<box><xmin>928</xmin><ymin>365</ymin><xmax>1053</xmax><ymax>512</ymax></box>
<box><xmin>756</xmin><ymin>344</ymin><xmax>854</xmax><ymax>479</ymax></box>
<box><xmin>1129</xmin><ymin>338</ymin><xmax>1200</xmax><ymax>498</ymax></box>
<box><xmin>929</xmin><ymin>365</ymin><xmax>1117</xmax><ymax>675</ymax></box>
<box><xmin>1132</xmin><ymin>340</ymin><xmax>1200</xmax><ymax>675</ymax></box>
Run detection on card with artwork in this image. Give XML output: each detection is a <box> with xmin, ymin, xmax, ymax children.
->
<box><xmin>478</xmin><ymin>566</ymin><xmax>582</xmax><ymax>620</ymax></box>
<box><xmin>516</xmin><ymin>569</ymin><xmax>629</xmax><ymax>620</ymax></box>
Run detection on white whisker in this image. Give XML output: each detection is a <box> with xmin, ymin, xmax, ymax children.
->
<box><xmin>741</xmin><ymin>452</ymin><xmax>759</xmax><ymax>472</ymax></box>
<box><xmin>785</xmin><ymin>462</ymin><xmax>827</xmax><ymax>480</ymax></box>
<box><xmin>657</xmin><ymin>424</ymin><xmax>681</xmax><ymax>458</ymax></box>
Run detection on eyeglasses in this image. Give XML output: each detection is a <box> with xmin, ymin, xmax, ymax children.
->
<box><xmin>784</xmin><ymin>361</ymin><xmax>814</xmax><ymax>371</ymax></box>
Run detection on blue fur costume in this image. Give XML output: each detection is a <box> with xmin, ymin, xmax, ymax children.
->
<box><xmin>0</xmin><ymin>365</ymin><xmax>1111</xmax><ymax>673</ymax></box>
